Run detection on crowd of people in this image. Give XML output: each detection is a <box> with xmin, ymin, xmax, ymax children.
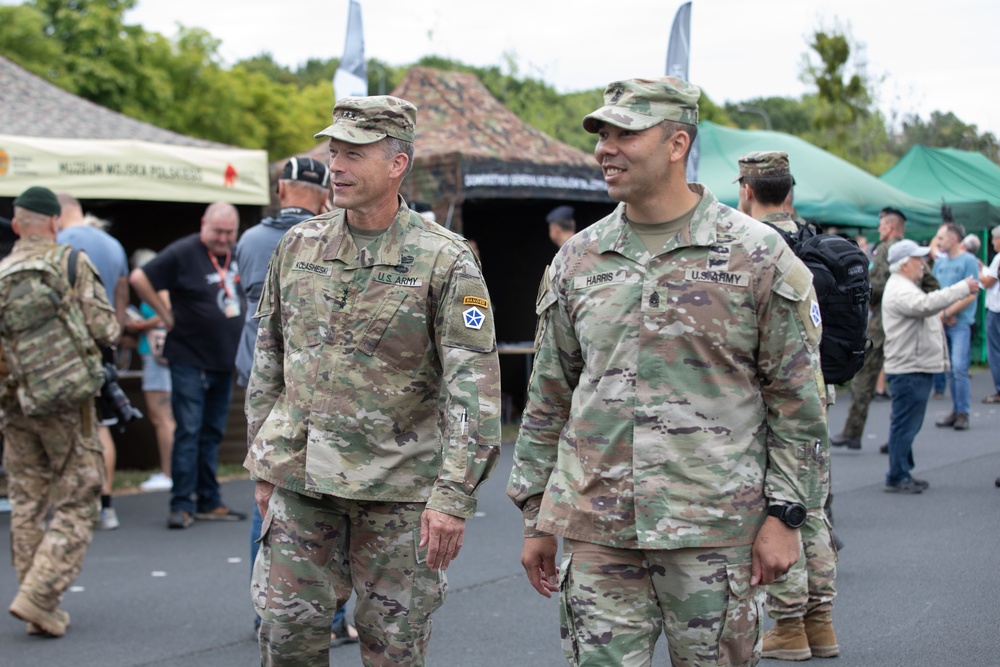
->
<box><xmin>1</xmin><ymin>75</ymin><xmax>998</xmax><ymax>666</ymax></box>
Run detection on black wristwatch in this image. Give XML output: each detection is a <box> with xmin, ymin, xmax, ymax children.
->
<box><xmin>767</xmin><ymin>503</ymin><xmax>807</xmax><ymax>529</ymax></box>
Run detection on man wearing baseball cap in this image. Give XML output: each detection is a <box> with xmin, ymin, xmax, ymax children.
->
<box><xmin>245</xmin><ymin>96</ymin><xmax>501</xmax><ymax>665</ymax></box>
<box><xmin>545</xmin><ymin>205</ymin><xmax>576</xmax><ymax>248</ymax></box>
<box><xmin>882</xmin><ymin>240</ymin><xmax>977</xmax><ymax>493</ymax></box>
<box><xmin>509</xmin><ymin>78</ymin><xmax>828</xmax><ymax>665</ymax></box>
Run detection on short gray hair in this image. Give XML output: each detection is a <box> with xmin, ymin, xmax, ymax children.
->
<box><xmin>381</xmin><ymin>137</ymin><xmax>414</xmax><ymax>178</ymax></box>
<box><xmin>889</xmin><ymin>257</ymin><xmax>908</xmax><ymax>274</ymax></box>
<box><xmin>991</xmin><ymin>225</ymin><xmax>1000</xmax><ymax>240</ymax></box>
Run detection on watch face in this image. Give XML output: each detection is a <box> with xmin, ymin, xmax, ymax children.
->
<box><xmin>786</xmin><ymin>504</ymin><xmax>807</xmax><ymax>528</ymax></box>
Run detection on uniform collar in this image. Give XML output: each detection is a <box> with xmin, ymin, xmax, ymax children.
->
<box><xmin>323</xmin><ymin>196</ymin><xmax>413</xmax><ymax>269</ymax></box>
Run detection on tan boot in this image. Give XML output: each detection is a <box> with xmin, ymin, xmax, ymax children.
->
<box><xmin>9</xmin><ymin>592</ymin><xmax>68</xmax><ymax>638</ymax></box>
<box><xmin>27</xmin><ymin>608</ymin><xmax>70</xmax><ymax>636</ymax></box>
<box><xmin>804</xmin><ymin>610</ymin><xmax>840</xmax><ymax>658</ymax></box>
<box><xmin>762</xmin><ymin>617</ymin><xmax>812</xmax><ymax>661</ymax></box>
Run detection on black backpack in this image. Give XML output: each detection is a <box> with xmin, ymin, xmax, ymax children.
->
<box><xmin>767</xmin><ymin>221</ymin><xmax>871</xmax><ymax>385</ymax></box>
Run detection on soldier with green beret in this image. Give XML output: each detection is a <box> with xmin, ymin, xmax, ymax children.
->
<box><xmin>245</xmin><ymin>96</ymin><xmax>501</xmax><ymax>665</ymax></box>
<box><xmin>2</xmin><ymin>185</ymin><xmax>119</xmax><ymax>637</ymax></box>
<box><xmin>508</xmin><ymin>78</ymin><xmax>828</xmax><ymax>666</ymax></box>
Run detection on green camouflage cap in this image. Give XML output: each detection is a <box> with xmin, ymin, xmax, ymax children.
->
<box><xmin>583</xmin><ymin>77</ymin><xmax>700</xmax><ymax>133</ymax></box>
<box><xmin>733</xmin><ymin>151</ymin><xmax>790</xmax><ymax>183</ymax></box>
<box><xmin>314</xmin><ymin>95</ymin><xmax>417</xmax><ymax>144</ymax></box>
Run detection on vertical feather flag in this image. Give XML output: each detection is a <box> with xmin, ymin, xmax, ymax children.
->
<box><xmin>333</xmin><ymin>0</ymin><xmax>367</xmax><ymax>98</ymax></box>
<box><xmin>666</xmin><ymin>2</ymin><xmax>698</xmax><ymax>181</ymax></box>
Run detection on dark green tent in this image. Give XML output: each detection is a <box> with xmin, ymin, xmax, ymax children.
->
<box><xmin>697</xmin><ymin>121</ymin><xmax>941</xmax><ymax>231</ymax></box>
<box><xmin>879</xmin><ymin>146</ymin><xmax>1000</xmax><ymax>233</ymax></box>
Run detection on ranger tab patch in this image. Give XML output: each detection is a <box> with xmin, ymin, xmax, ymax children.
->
<box><xmin>463</xmin><ymin>296</ymin><xmax>489</xmax><ymax>309</ymax></box>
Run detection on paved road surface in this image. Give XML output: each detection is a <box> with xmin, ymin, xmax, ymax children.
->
<box><xmin>2</xmin><ymin>372</ymin><xmax>999</xmax><ymax>665</ymax></box>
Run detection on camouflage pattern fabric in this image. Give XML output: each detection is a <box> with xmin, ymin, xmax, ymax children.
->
<box><xmin>765</xmin><ymin>510</ymin><xmax>837</xmax><ymax>619</ymax></box>
<box><xmin>754</xmin><ymin>211</ymin><xmax>838</xmax><ymax>621</ymax></box>
<box><xmin>583</xmin><ymin>77</ymin><xmax>700</xmax><ymax>133</ymax></box>
<box><xmin>244</xmin><ymin>200</ymin><xmax>501</xmax><ymax>517</ymax></box>
<box><xmin>560</xmin><ymin>539</ymin><xmax>763</xmax><ymax>666</ymax></box>
<box><xmin>734</xmin><ymin>152</ymin><xmax>790</xmax><ymax>182</ymax></box>
<box><xmin>253</xmin><ymin>486</ymin><xmax>445</xmax><ymax>666</ymax></box>
<box><xmin>508</xmin><ymin>184</ymin><xmax>829</xmax><ymax>552</ymax></box>
<box><xmin>3</xmin><ymin>398</ymin><xmax>104</xmax><ymax>612</ymax></box>
<box><xmin>0</xmin><ymin>235</ymin><xmax>116</xmax><ymax>615</ymax></box>
<box><xmin>314</xmin><ymin>95</ymin><xmax>417</xmax><ymax>144</ymax></box>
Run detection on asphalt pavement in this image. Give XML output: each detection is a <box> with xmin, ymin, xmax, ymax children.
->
<box><xmin>2</xmin><ymin>371</ymin><xmax>999</xmax><ymax>666</ymax></box>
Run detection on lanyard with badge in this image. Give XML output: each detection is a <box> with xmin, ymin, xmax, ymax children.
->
<box><xmin>209</xmin><ymin>250</ymin><xmax>241</xmax><ymax>318</ymax></box>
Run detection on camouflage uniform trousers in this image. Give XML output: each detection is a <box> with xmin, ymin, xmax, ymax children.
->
<box><xmin>559</xmin><ymin>539</ymin><xmax>763</xmax><ymax>667</ymax></box>
<box><xmin>839</xmin><ymin>342</ymin><xmax>885</xmax><ymax>440</ymax></box>
<box><xmin>2</xmin><ymin>403</ymin><xmax>103</xmax><ymax>612</ymax></box>
<box><xmin>252</xmin><ymin>485</ymin><xmax>447</xmax><ymax>666</ymax></box>
<box><xmin>764</xmin><ymin>510</ymin><xmax>837</xmax><ymax>619</ymax></box>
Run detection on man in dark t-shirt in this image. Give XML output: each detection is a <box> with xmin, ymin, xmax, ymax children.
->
<box><xmin>130</xmin><ymin>202</ymin><xmax>247</xmax><ymax>529</ymax></box>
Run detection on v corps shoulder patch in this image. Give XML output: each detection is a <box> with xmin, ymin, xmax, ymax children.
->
<box><xmin>443</xmin><ymin>276</ymin><xmax>495</xmax><ymax>353</ymax></box>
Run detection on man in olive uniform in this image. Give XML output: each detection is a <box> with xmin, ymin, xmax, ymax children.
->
<box><xmin>508</xmin><ymin>78</ymin><xmax>828</xmax><ymax>667</ymax></box>
<box><xmin>736</xmin><ymin>151</ymin><xmax>839</xmax><ymax>660</ymax></box>
<box><xmin>245</xmin><ymin>96</ymin><xmax>501</xmax><ymax>666</ymax></box>
<box><xmin>2</xmin><ymin>186</ymin><xmax>119</xmax><ymax>637</ymax></box>
<box><xmin>831</xmin><ymin>208</ymin><xmax>938</xmax><ymax>450</ymax></box>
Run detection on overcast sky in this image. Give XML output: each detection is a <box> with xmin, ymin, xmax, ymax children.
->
<box><xmin>121</xmin><ymin>0</ymin><xmax>997</xmax><ymax>138</ymax></box>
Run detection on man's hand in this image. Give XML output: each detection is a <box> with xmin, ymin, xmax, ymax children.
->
<box><xmin>254</xmin><ymin>480</ymin><xmax>275</xmax><ymax>520</ymax></box>
<box><xmin>419</xmin><ymin>509</ymin><xmax>466</xmax><ymax>571</ymax></box>
<box><xmin>520</xmin><ymin>535</ymin><xmax>560</xmax><ymax>598</ymax></box>
<box><xmin>751</xmin><ymin>516</ymin><xmax>800</xmax><ymax>586</ymax></box>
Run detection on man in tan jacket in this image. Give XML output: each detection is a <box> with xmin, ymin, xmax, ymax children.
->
<box><xmin>882</xmin><ymin>240</ymin><xmax>978</xmax><ymax>494</ymax></box>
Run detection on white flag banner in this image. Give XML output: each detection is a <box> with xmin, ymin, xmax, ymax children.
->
<box><xmin>665</xmin><ymin>2</ymin><xmax>698</xmax><ymax>182</ymax></box>
<box><xmin>333</xmin><ymin>0</ymin><xmax>367</xmax><ymax>98</ymax></box>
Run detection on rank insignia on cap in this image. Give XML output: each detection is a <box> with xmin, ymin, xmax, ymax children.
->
<box><xmin>810</xmin><ymin>301</ymin><xmax>822</xmax><ymax>327</ymax></box>
<box><xmin>463</xmin><ymin>296</ymin><xmax>489</xmax><ymax>309</ymax></box>
<box><xmin>463</xmin><ymin>306</ymin><xmax>485</xmax><ymax>330</ymax></box>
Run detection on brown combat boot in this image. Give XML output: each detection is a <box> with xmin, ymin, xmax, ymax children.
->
<box><xmin>761</xmin><ymin>616</ymin><xmax>811</xmax><ymax>661</ymax></box>
<box><xmin>9</xmin><ymin>592</ymin><xmax>68</xmax><ymax>638</ymax></box>
<box><xmin>804</xmin><ymin>610</ymin><xmax>840</xmax><ymax>658</ymax></box>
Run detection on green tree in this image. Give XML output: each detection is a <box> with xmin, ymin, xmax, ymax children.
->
<box><xmin>899</xmin><ymin>111</ymin><xmax>999</xmax><ymax>162</ymax></box>
<box><xmin>725</xmin><ymin>96</ymin><xmax>814</xmax><ymax>135</ymax></box>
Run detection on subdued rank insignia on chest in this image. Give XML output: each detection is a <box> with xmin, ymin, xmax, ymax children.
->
<box><xmin>463</xmin><ymin>296</ymin><xmax>489</xmax><ymax>309</ymax></box>
<box><xmin>810</xmin><ymin>300</ymin><xmax>822</xmax><ymax>327</ymax></box>
<box><xmin>463</xmin><ymin>306</ymin><xmax>485</xmax><ymax>330</ymax></box>
<box><xmin>293</xmin><ymin>261</ymin><xmax>331</xmax><ymax>276</ymax></box>
<box><xmin>685</xmin><ymin>268</ymin><xmax>750</xmax><ymax>286</ymax></box>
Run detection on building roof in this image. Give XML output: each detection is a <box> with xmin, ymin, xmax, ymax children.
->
<box><xmin>0</xmin><ymin>55</ymin><xmax>227</xmax><ymax>148</ymax></box>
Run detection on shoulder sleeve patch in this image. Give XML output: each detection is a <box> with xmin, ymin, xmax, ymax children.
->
<box><xmin>772</xmin><ymin>253</ymin><xmax>812</xmax><ymax>303</ymax></box>
<box><xmin>442</xmin><ymin>271</ymin><xmax>496</xmax><ymax>353</ymax></box>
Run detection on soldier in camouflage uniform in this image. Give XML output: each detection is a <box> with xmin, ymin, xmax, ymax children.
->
<box><xmin>736</xmin><ymin>152</ymin><xmax>839</xmax><ymax>660</ymax></box>
<box><xmin>507</xmin><ymin>79</ymin><xmax>828</xmax><ymax>667</ymax></box>
<box><xmin>245</xmin><ymin>96</ymin><xmax>501</xmax><ymax>666</ymax></box>
<box><xmin>1</xmin><ymin>186</ymin><xmax>119</xmax><ymax>637</ymax></box>
<box><xmin>831</xmin><ymin>208</ymin><xmax>939</xmax><ymax>450</ymax></box>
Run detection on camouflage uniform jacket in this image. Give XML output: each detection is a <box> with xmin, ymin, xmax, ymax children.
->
<box><xmin>244</xmin><ymin>203</ymin><xmax>501</xmax><ymax>519</ymax></box>
<box><xmin>507</xmin><ymin>185</ymin><xmax>828</xmax><ymax>550</ymax></box>
<box><xmin>869</xmin><ymin>236</ymin><xmax>939</xmax><ymax>348</ymax></box>
<box><xmin>758</xmin><ymin>211</ymin><xmax>799</xmax><ymax>234</ymax></box>
<box><xmin>0</xmin><ymin>236</ymin><xmax>119</xmax><ymax>417</ymax></box>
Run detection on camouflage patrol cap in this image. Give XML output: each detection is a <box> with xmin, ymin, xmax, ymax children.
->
<box><xmin>733</xmin><ymin>151</ymin><xmax>790</xmax><ymax>183</ymax></box>
<box><xmin>582</xmin><ymin>77</ymin><xmax>700</xmax><ymax>133</ymax></box>
<box><xmin>314</xmin><ymin>95</ymin><xmax>417</xmax><ymax>144</ymax></box>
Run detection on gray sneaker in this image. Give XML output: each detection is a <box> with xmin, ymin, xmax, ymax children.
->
<box><xmin>167</xmin><ymin>510</ymin><xmax>193</xmax><ymax>529</ymax></box>
<box><xmin>884</xmin><ymin>480</ymin><xmax>924</xmax><ymax>494</ymax></box>
<box><xmin>99</xmin><ymin>507</ymin><xmax>120</xmax><ymax>530</ymax></box>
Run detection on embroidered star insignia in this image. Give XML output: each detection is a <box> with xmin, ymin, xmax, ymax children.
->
<box><xmin>463</xmin><ymin>306</ymin><xmax>485</xmax><ymax>330</ymax></box>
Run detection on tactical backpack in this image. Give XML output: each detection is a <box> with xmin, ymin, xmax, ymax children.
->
<box><xmin>0</xmin><ymin>245</ymin><xmax>104</xmax><ymax>415</ymax></box>
<box><xmin>767</xmin><ymin>221</ymin><xmax>871</xmax><ymax>386</ymax></box>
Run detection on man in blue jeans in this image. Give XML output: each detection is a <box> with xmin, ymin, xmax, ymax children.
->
<box><xmin>930</xmin><ymin>222</ymin><xmax>980</xmax><ymax>431</ymax></box>
<box><xmin>130</xmin><ymin>202</ymin><xmax>247</xmax><ymax>529</ymax></box>
<box><xmin>882</xmin><ymin>240</ymin><xmax>977</xmax><ymax>493</ymax></box>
